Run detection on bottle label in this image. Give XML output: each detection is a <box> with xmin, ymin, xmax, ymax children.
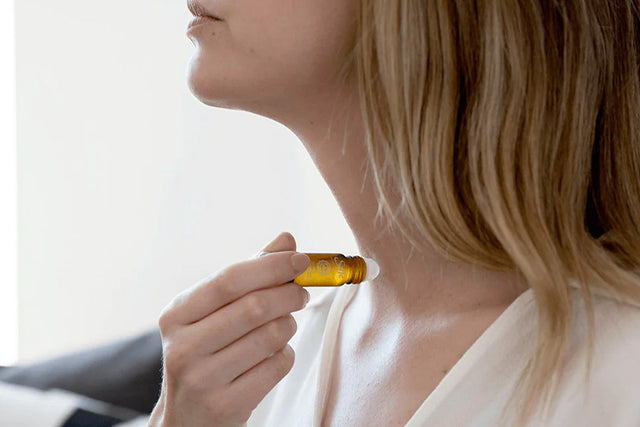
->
<box><xmin>304</xmin><ymin>259</ymin><xmax>331</xmax><ymax>280</ymax></box>
<box><xmin>333</xmin><ymin>256</ymin><xmax>346</xmax><ymax>280</ymax></box>
<box><xmin>317</xmin><ymin>260</ymin><xmax>331</xmax><ymax>275</ymax></box>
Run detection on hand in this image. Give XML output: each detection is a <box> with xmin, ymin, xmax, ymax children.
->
<box><xmin>148</xmin><ymin>232</ymin><xmax>311</xmax><ymax>427</ymax></box>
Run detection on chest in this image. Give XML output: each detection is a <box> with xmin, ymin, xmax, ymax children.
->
<box><xmin>319</xmin><ymin>349</ymin><xmax>452</xmax><ymax>427</ymax></box>
<box><xmin>319</xmin><ymin>307</ymin><xmax>506</xmax><ymax>427</ymax></box>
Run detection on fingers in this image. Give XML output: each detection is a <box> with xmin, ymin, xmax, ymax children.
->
<box><xmin>153</xmin><ymin>231</ymin><xmax>306</xmax><ymax>427</ymax></box>
<box><xmin>191</xmin><ymin>313</ymin><xmax>298</xmax><ymax>386</ymax></box>
<box><xmin>160</xmin><ymin>250</ymin><xmax>310</xmax><ymax>327</ymax></box>
<box><xmin>176</xmin><ymin>282</ymin><xmax>308</xmax><ymax>355</ymax></box>
<box><xmin>226</xmin><ymin>344</ymin><xmax>296</xmax><ymax>411</ymax></box>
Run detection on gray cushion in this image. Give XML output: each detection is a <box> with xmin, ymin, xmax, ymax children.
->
<box><xmin>0</xmin><ymin>329</ymin><xmax>162</xmax><ymax>415</ymax></box>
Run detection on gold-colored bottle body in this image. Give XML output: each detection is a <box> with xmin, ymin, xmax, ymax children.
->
<box><xmin>294</xmin><ymin>253</ymin><xmax>367</xmax><ymax>287</ymax></box>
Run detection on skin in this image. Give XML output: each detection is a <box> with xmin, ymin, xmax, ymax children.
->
<box><xmin>183</xmin><ymin>1</ymin><xmax>531</xmax><ymax>425</ymax></box>
<box><xmin>186</xmin><ymin>0</ymin><xmax>528</xmax><ymax>325</ymax></box>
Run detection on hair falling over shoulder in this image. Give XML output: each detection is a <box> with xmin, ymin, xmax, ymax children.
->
<box><xmin>339</xmin><ymin>1</ymin><xmax>640</xmax><ymax>425</ymax></box>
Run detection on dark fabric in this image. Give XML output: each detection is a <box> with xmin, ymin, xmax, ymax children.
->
<box><xmin>66</xmin><ymin>391</ymin><xmax>146</xmax><ymax>422</ymax></box>
<box><xmin>62</xmin><ymin>408</ymin><xmax>124</xmax><ymax>427</ymax></box>
<box><xmin>0</xmin><ymin>329</ymin><xmax>163</xmax><ymax>415</ymax></box>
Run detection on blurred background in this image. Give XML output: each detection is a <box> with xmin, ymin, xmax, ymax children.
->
<box><xmin>0</xmin><ymin>0</ymin><xmax>357</xmax><ymax>366</ymax></box>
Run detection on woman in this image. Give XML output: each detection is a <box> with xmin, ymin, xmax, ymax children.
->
<box><xmin>150</xmin><ymin>1</ymin><xmax>640</xmax><ymax>426</ymax></box>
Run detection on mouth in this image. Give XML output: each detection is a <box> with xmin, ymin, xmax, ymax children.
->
<box><xmin>187</xmin><ymin>0</ymin><xmax>223</xmax><ymax>20</ymax></box>
<box><xmin>187</xmin><ymin>15</ymin><xmax>222</xmax><ymax>31</ymax></box>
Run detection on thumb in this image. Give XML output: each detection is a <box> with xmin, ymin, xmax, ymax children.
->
<box><xmin>254</xmin><ymin>231</ymin><xmax>297</xmax><ymax>259</ymax></box>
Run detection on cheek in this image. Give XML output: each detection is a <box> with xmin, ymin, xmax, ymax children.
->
<box><xmin>244</xmin><ymin>18</ymin><xmax>348</xmax><ymax>81</ymax></box>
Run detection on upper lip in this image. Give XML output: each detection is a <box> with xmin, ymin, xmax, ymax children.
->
<box><xmin>187</xmin><ymin>0</ymin><xmax>222</xmax><ymax>20</ymax></box>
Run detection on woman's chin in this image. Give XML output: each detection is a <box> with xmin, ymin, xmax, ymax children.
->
<box><xmin>186</xmin><ymin>56</ymin><xmax>228</xmax><ymax>107</ymax></box>
<box><xmin>184</xmin><ymin>53</ymin><xmax>283</xmax><ymax>115</ymax></box>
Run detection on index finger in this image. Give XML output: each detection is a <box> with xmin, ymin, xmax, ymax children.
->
<box><xmin>163</xmin><ymin>250</ymin><xmax>310</xmax><ymax>326</ymax></box>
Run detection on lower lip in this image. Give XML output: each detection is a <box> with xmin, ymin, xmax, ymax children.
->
<box><xmin>187</xmin><ymin>16</ymin><xmax>221</xmax><ymax>32</ymax></box>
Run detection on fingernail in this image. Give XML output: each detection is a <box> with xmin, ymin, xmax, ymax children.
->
<box><xmin>303</xmin><ymin>289</ymin><xmax>310</xmax><ymax>305</ymax></box>
<box><xmin>291</xmin><ymin>253</ymin><xmax>310</xmax><ymax>271</ymax></box>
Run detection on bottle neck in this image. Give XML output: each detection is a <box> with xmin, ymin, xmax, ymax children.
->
<box><xmin>346</xmin><ymin>256</ymin><xmax>366</xmax><ymax>284</ymax></box>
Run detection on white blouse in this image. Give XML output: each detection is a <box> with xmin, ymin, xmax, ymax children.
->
<box><xmin>246</xmin><ymin>280</ymin><xmax>640</xmax><ymax>426</ymax></box>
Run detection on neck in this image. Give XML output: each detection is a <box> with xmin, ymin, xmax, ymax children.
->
<box><xmin>273</xmin><ymin>86</ymin><xmax>529</xmax><ymax>323</ymax></box>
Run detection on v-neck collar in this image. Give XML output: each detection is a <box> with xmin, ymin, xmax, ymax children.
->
<box><xmin>311</xmin><ymin>283</ymin><xmax>536</xmax><ymax>427</ymax></box>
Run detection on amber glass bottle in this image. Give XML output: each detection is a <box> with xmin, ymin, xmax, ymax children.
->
<box><xmin>293</xmin><ymin>253</ymin><xmax>380</xmax><ymax>287</ymax></box>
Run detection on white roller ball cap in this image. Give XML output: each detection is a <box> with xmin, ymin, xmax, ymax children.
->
<box><xmin>363</xmin><ymin>257</ymin><xmax>380</xmax><ymax>281</ymax></box>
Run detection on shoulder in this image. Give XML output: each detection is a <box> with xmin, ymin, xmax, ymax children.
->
<box><xmin>568</xmin><ymin>283</ymin><xmax>640</xmax><ymax>344</ymax></box>
<box><xmin>531</xmin><ymin>286</ymin><xmax>640</xmax><ymax>425</ymax></box>
<box><xmin>566</xmin><ymin>284</ymin><xmax>640</xmax><ymax>363</ymax></box>
<box><xmin>561</xmin><ymin>286</ymin><xmax>640</xmax><ymax>404</ymax></box>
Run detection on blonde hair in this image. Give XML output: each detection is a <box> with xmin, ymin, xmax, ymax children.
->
<box><xmin>337</xmin><ymin>1</ymin><xmax>640</xmax><ymax>425</ymax></box>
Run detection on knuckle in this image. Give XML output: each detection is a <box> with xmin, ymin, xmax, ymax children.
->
<box><xmin>163</xmin><ymin>341</ymin><xmax>189</xmax><ymax>376</ymax></box>
<box><xmin>214</xmin><ymin>266</ymin><xmax>236</xmax><ymax>289</ymax></box>
<box><xmin>158</xmin><ymin>312</ymin><xmax>175</xmax><ymax>335</ymax></box>
<box><xmin>158</xmin><ymin>303</ymin><xmax>178</xmax><ymax>334</ymax></box>
<box><xmin>157</xmin><ymin>291</ymin><xmax>190</xmax><ymax>334</ymax></box>
<box><xmin>245</xmin><ymin>294</ymin><xmax>270</xmax><ymax>322</ymax></box>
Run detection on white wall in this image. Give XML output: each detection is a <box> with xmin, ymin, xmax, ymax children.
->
<box><xmin>15</xmin><ymin>0</ymin><xmax>357</xmax><ymax>363</ymax></box>
<box><xmin>0</xmin><ymin>0</ymin><xmax>18</xmax><ymax>366</ymax></box>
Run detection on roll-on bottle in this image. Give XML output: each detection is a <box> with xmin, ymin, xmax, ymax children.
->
<box><xmin>292</xmin><ymin>253</ymin><xmax>380</xmax><ymax>287</ymax></box>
